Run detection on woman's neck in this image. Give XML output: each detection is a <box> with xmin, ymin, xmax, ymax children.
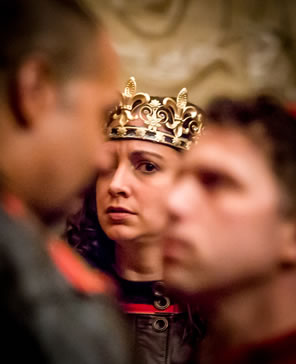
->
<box><xmin>115</xmin><ymin>238</ymin><xmax>163</xmax><ymax>281</ymax></box>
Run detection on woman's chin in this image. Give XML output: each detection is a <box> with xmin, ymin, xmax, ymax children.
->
<box><xmin>106</xmin><ymin>226</ymin><xmax>138</xmax><ymax>242</ymax></box>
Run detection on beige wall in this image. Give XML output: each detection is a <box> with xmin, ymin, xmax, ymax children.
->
<box><xmin>94</xmin><ymin>0</ymin><xmax>296</xmax><ymax>107</ymax></box>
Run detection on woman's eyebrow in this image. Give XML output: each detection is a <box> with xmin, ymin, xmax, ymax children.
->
<box><xmin>130</xmin><ymin>150</ymin><xmax>164</xmax><ymax>160</ymax></box>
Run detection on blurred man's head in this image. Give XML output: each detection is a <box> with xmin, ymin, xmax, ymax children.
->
<box><xmin>0</xmin><ymin>0</ymin><xmax>119</xmax><ymax>224</ymax></box>
<box><xmin>163</xmin><ymin>95</ymin><xmax>296</xmax><ymax>304</ymax></box>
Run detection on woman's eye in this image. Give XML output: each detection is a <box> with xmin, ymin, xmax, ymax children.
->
<box><xmin>137</xmin><ymin>162</ymin><xmax>158</xmax><ymax>174</ymax></box>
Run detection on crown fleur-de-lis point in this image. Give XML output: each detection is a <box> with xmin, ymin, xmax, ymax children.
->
<box><xmin>176</xmin><ymin>88</ymin><xmax>188</xmax><ymax>118</ymax></box>
<box><xmin>177</xmin><ymin>88</ymin><xmax>188</xmax><ymax>108</ymax></box>
<box><xmin>124</xmin><ymin>76</ymin><xmax>137</xmax><ymax>98</ymax></box>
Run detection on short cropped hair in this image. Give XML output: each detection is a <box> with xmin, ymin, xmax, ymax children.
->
<box><xmin>206</xmin><ymin>95</ymin><xmax>296</xmax><ymax>217</ymax></box>
<box><xmin>0</xmin><ymin>0</ymin><xmax>102</xmax><ymax>90</ymax></box>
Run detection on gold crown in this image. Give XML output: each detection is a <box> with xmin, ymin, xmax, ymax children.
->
<box><xmin>107</xmin><ymin>77</ymin><xmax>204</xmax><ymax>150</ymax></box>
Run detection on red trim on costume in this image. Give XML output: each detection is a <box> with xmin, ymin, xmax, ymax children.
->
<box><xmin>120</xmin><ymin>302</ymin><xmax>184</xmax><ymax>314</ymax></box>
<box><xmin>1</xmin><ymin>193</ymin><xmax>26</xmax><ymax>219</ymax></box>
<box><xmin>1</xmin><ymin>192</ymin><xmax>114</xmax><ymax>296</ymax></box>
<box><xmin>48</xmin><ymin>239</ymin><xmax>115</xmax><ymax>295</ymax></box>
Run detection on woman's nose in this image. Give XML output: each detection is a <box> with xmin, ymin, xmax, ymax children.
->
<box><xmin>108</xmin><ymin>165</ymin><xmax>131</xmax><ymax>198</ymax></box>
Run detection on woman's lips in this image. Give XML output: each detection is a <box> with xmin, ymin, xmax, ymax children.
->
<box><xmin>106</xmin><ymin>207</ymin><xmax>136</xmax><ymax>222</ymax></box>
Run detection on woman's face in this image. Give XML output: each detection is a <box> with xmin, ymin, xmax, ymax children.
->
<box><xmin>96</xmin><ymin>139</ymin><xmax>181</xmax><ymax>242</ymax></box>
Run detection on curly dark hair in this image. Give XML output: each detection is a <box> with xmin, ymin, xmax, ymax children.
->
<box><xmin>65</xmin><ymin>182</ymin><xmax>116</xmax><ymax>274</ymax></box>
<box><xmin>205</xmin><ymin>95</ymin><xmax>296</xmax><ymax>217</ymax></box>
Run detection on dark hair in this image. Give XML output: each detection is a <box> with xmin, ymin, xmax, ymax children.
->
<box><xmin>205</xmin><ymin>95</ymin><xmax>296</xmax><ymax>216</ymax></box>
<box><xmin>65</xmin><ymin>182</ymin><xmax>116</xmax><ymax>273</ymax></box>
<box><xmin>0</xmin><ymin>0</ymin><xmax>102</xmax><ymax>91</ymax></box>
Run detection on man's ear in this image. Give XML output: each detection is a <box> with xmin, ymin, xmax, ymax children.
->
<box><xmin>8</xmin><ymin>56</ymin><xmax>56</xmax><ymax>128</ymax></box>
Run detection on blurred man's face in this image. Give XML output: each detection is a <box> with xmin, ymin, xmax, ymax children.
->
<box><xmin>29</xmin><ymin>31</ymin><xmax>119</xmax><ymax>222</ymax></box>
<box><xmin>163</xmin><ymin>125</ymin><xmax>291</xmax><ymax>301</ymax></box>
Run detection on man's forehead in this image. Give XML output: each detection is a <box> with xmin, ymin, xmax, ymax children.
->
<box><xmin>193</xmin><ymin>125</ymin><xmax>258</xmax><ymax>155</ymax></box>
<box><xmin>181</xmin><ymin>125</ymin><xmax>267</xmax><ymax>175</ymax></box>
<box><xmin>77</xmin><ymin>28</ymin><xmax>117</xmax><ymax>87</ymax></box>
<box><xmin>95</xmin><ymin>31</ymin><xmax>119</xmax><ymax>82</ymax></box>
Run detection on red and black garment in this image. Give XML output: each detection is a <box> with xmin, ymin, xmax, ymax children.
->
<box><xmin>113</xmin><ymin>275</ymin><xmax>205</xmax><ymax>364</ymax></box>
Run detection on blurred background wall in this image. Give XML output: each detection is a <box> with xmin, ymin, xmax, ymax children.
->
<box><xmin>91</xmin><ymin>0</ymin><xmax>296</xmax><ymax>107</ymax></box>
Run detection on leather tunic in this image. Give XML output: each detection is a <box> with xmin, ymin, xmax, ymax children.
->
<box><xmin>116</xmin><ymin>277</ymin><xmax>205</xmax><ymax>364</ymax></box>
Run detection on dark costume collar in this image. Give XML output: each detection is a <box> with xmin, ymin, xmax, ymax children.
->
<box><xmin>113</xmin><ymin>273</ymin><xmax>185</xmax><ymax>314</ymax></box>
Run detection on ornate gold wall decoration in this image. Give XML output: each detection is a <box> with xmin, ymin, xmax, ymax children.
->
<box><xmin>93</xmin><ymin>0</ymin><xmax>296</xmax><ymax>106</ymax></box>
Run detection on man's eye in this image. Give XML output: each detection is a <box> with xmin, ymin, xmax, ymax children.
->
<box><xmin>199</xmin><ymin>171</ymin><xmax>234</xmax><ymax>190</ymax></box>
<box><xmin>200</xmin><ymin>172</ymin><xmax>220</xmax><ymax>186</ymax></box>
<box><xmin>137</xmin><ymin>162</ymin><xmax>158</xmax><ymax>174</ymax></box>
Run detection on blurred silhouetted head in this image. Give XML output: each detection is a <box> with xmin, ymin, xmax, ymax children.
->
<box><xmin>0</xmin><ymin>0</ymin><xmax>102</xmax><ymax>92</ymax></box>
<box><xmin>0</xmin><ymin>0</ymin><xmax>119</xmax><ymax>225</ymax></box>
